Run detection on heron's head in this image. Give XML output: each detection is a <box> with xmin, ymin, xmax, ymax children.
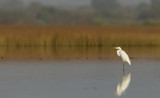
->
<box><xmin>114</xmin><ymin>47</ymin><xmax>121</xmax><ymax>50</ymax></box>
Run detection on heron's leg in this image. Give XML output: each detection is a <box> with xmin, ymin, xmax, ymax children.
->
<box><xmin>123</xmin><ymin>62</ymin><xmax>125</xmax><ymax>75</ymax></box>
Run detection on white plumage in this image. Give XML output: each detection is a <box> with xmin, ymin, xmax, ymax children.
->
<box><xmin>115</xmin><ymin>47</ymin><xmax>131</xmax><ymax>65</ymax></box>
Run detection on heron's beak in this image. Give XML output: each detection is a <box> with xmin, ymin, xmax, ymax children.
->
<box><xmin>113</xmin><ymin>47</ymin><xmax>118</xmax><ymax>49</ymax></box>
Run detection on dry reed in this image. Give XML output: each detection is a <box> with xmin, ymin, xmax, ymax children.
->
<box><xmin>0</xmin><ymin>25</ymin><xmax>159</xmax><ymax>60</ymax></box>
<box><xmin>0</xmin><ymin>25</ymin><xmax>159</xmax><ymax>47</ymax></box>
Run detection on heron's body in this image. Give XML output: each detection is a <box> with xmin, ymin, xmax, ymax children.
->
<box><xmin>115</xmin><ymin>47</ymin><xmax>131</xmax><ymax>65</ymax></box>
<box><xmin>117</xmin><ymin>48</ymin><xmax>131</xmax><ymax>65</ymax></box>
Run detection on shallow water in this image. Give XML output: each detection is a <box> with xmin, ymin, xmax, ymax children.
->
<box><xmin>0</xmin><ymin>60</ymin><xmax>159</xmax><ymax>98</ymax></box>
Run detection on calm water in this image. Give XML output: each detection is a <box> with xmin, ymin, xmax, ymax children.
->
<box><xmin>0</xmin><ymin>60</ymin><xmax>159</xmax><ymax>98</ymax></box>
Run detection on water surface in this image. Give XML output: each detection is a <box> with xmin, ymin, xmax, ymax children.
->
<box><xmin>0</xmin><ymin>60</ymin><xmax>159</xmax><ymax>98</ymax></box>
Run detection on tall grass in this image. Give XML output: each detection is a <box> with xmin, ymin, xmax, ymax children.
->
<box><xmin>0</xmin><ymin>25</ymin><xmax>159</xmax><ymax>60</ymax></box>
<box><xmin>0</xmin><ymin>25</ymin><xmax>159</xmax><ymax>47</ymax></box>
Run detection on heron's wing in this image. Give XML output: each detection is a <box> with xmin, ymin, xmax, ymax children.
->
<box><xmin>117</xmin><ymin>50</ymin><xmax>121</xmax><ymax>56</ymax></box>
<box><xmin>120</xmin><ymin>50</ymin><xmax>131</xmax><ymax>65</ymax></box>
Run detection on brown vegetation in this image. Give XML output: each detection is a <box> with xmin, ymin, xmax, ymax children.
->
<box><xmin>0</xmin><ymin>25</ymin><xmax>159</xmax><ymax>60</ymax></box>
<box><xmin>0</xmin><ymin>25</ymin><xmax>159</xmax><ymax>47</ymax></box>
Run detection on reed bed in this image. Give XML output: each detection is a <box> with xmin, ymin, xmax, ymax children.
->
<box><xmin>0</xmin><ymin>25</ymin><xmax>159</xmax><ymax>47</ymax></box>
<box><xmin>0</xmin><ymin>25</ymin><xmax>159</xmax><ymax>60</ymax></box>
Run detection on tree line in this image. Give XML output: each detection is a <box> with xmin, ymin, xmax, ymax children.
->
<box><xmin>92</xmin><ymin>0</ymin><xmax>160</xmax><ymax>25</ymax></box>
<box><xmin>0</xmin><ymin>0</ymin><xmax>160</xmax><ymax>25</ymax></box>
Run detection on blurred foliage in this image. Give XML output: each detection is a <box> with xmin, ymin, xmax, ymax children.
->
<box><xmin>0</xmin><ymin>0</ymin><xmax>160</xmax><ymax>25</ymax></box>
<box><xmin>0</xmin><ymin>25</ymin><xmax>160</xmax><ymax>60</ymax></box>
<box><xmin>91</xmin><ymin>0</ymin><xmax>120</xmax><ymax>12</ymax></box>
<box><xmin>0</xmin><ymin>25</ymin><xmax>160</xmax><ymax>47</ymax></box>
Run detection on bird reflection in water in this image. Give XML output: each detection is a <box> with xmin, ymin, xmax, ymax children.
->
<box><xmin>115</xmin><ymin>73</ymin><xmax>131</xmax><ymax>96</ymax></box>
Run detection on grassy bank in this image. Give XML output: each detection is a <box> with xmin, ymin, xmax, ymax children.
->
<box><xmin>0</xmin><ymin>25</ymin><xmax>159</xmax><ymax>47</ymax></box>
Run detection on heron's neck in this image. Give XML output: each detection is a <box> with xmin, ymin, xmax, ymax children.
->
<box><xmin>118</xmin><ymin>49</ymin><xmax>122</xmax><ymax>51</ymax></box>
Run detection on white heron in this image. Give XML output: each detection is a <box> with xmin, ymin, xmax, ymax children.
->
<box><xmin>114</xmin><ymin>47</ymin><xmax>131</xmax><ymax>73</ymax></box>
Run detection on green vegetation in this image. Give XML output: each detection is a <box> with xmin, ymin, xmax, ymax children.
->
<box><xmin>0</xmin><ymin>0</ymin><xmax>160</xmax><ymax>25</ymax></box>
